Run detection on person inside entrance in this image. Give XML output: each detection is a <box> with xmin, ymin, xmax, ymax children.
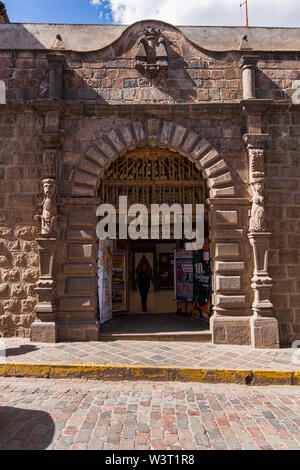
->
<box><xmin>136</xmin><ymin>261</ymin><xmax>153</xmax><ymax>312</ymax></box>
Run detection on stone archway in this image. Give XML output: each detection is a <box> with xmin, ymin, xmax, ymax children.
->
<box><xmin>32</xmin><ymin>119</ymin><xmax>254</xmax><ymax>345</ymax></box>
<box><xmin>71</xmin><ymin>119</ymin><xmax>236</xmax><ymax>199</ymax></box>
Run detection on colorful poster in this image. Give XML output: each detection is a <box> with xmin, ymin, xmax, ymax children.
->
<box><xmin>175</xmin><ymin>250</ymin><xmax>193</xmax><ymax>302</ymax></box>
<box><xmin>98</xmin><ymin>239</ymin><xmax>113</xmax><ymax>324</ymax></box>
<box><xmin>193</xmin><ymin>245</ymin><xmax>211</xmax><ymax>319</ymax></box>
<box><xmin>112</xmin><ymin>250</ymin><xmax>127</xmax><ymax>314</ymax></box>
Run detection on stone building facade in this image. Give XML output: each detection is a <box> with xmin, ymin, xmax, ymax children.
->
<box><xmin>0</xmin><ymin>5</ymin><xmax>300</xmax><ymax>347</ymax></box>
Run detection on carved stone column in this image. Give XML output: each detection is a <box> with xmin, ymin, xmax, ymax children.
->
<box><xmin>239</xmin><ymin>56</ymin><xmax>258</xmax><ymax>100</ymax></box>
<box><xmin>30</xmin><ymin>108</ymin><xmax>63</xmax><ymax>343</ymax></box>
<box><xmin>243</xmin><ymin>133</ymin><xmax>279</xmax><ymax>349</ymax></box>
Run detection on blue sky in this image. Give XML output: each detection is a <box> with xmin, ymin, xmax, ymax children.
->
<box><xmin>4</xmin><ymin>0</ymin><xmax>300</xmax><ymax>27</ymax></box>
<box><xmin>6</xmin><ymin>0</ymin><xmax>114</xmax><ymax>24</ymax></box>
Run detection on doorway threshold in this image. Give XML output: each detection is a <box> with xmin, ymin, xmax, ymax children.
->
<box><xmin>99</xmin><ymin>313</ymin><xmax>212</xmax><ymax>342</ymax></box>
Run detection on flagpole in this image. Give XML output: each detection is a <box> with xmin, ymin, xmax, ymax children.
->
<box><xmin>240</xmin><ymin>0</ymin><xmax>249</xmax><ymax>27</ymax></box>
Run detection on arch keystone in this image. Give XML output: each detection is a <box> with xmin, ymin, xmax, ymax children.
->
<box><xmin>132</xmin><ymin>121</ymin><xmax>146</xmax><ymax>147</ymax></box>
<box><xmin>147</xmin><ymin>118</ymin><xmax>161</xmax><ymax>147</ymax></box>
<box><xmin>159</xmin><ymin>121</ymin><xmax>174</xmax><ymax>148</ymax></box>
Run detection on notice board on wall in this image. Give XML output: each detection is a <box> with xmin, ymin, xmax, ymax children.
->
<box><xmin>112</xmin><ymin>250</ymin><xmax>127</xmax><ymax>315</ymax></box>
<box><xmin>98</xmin><ymin>239</ymin><xmax>113</xmax><ymax>325</ymax></box>
<box><xmin>192</xmin><ymin>245</ymin><xmax>211</xmax><ymax>319</ymax></box>
<box><xmin>175</xmin><ymin>250</ymin><xmax>194</xmax><ymax>302</ymax></box>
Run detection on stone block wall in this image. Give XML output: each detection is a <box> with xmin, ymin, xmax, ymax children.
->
<box><xmin>0</xmin><ymin>51</ymin><xmax>49</xmax><ymax>103</ymax></box>
<box><xmin>1</xmin><ymin>106</ymin><xmax>300</xmax><ymax>345</ymax></box>
<box><xmin>1</xmin><ymin>48</ymin><xmax>300</xmax><ymax>108</ymax></box>
<box><xmin>62</xmin><ymin>51</ymin><xmax>243</xmax><ymax>104</ymax></box>
<box><xmin>1</xmin><ymin>20</ymin><xmax>300</xmax><ymax>345</ymax></box>
<box><xmin>265</xmin><ymin>107</ymin><xmax>300</xmax><ymax>345</ymax></box>
<box><xmin>256</xmin><ymin>55</ymin><xmax>300</xmax><ymax>101</ymax></box>
<box><xmin>0</xmin><ymin>108</ymin><xmax>42</xmax><ymax>337</ymax></box>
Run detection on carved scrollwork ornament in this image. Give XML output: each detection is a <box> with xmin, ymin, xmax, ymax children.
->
<box><xmin>249</xmin><ymin>148</ymin><xmax>264</xmax><ymax>177</ymax></box>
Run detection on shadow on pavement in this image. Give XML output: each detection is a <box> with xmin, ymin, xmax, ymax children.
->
<box><xmin>100</xmin><ymin>313</ymin><xmax>210</xmax><ymax>335</ymax></box>
<box><xmin>0</xmin><ymin>406</ymin><xmax>55</xmax><ymax>450</ymax></box>
<box><xmin>4</xmin><ymin>345</ymin><xmax>40</xmax><ymax>357</ymax></box>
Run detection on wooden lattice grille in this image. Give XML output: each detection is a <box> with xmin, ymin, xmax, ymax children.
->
<box><xmin>100</xmin><ymin>148</ymin><xmax>207</xmax><ymax>206</ymax></box>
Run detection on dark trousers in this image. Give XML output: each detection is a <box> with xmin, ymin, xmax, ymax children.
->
<box><xmin>139</xmin><ymin>288</ymin><xmax>149</xmax><ymax>312</ymax></box>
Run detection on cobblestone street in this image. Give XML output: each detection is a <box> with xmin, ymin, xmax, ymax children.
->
<box><xmin>0</xmin><ymin>377</ymin><xmax>300</xmax><ymax>450</ymax></box>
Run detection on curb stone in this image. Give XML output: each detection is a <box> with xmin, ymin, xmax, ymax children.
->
<box><xmin>0</xmin><ymin>363</ymin><xmax>299</xmax><ymax>385</ymax></box>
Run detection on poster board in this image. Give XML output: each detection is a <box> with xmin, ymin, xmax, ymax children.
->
<box><xmin>112</xmin><ymin>250</ymin><xmax>127</xmax><ymax>314</ymax></box>
<box><xmin>98</xmin><ymin>239</ymin><xmax>113</xmax><ymax>324</ymax></box>
<box><xmin>175</xmin><ymin>250</ymin><xmax>193</xmax><ymax>302</ymax></box>
<box><xmin>192</xmin><ymin>245</ymin><xmax>211</xmax><ymax>319</ymax></box>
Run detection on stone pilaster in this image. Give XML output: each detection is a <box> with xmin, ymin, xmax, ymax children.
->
<box><xmin>57</xmin><ymin>198</ymin><xmax>100</xmax><ymax>341</ymax></box>
<box><xmin>243</xmin><ymin>133</ymin><xmax>279</xmax><ymax>348</ymax></box>
<box><xmin>30</xmin><ymin>238</ymin><xmax>57</xmax><ymax>342</ymax></box>
<box><xmin>47</xmin><ymin>53</ymin><xmax>65</xmax><ymax>100</ymax></box>
<box><xmin>208</xmin><ymin>198</ymin><xmax>252</xmax><ymax>346</ymax></box>
<box><xmin>30</xmin><ymin>109</ymin><xmax>64</xmax><ymax>343</ymax></box>
<box><xmin>239</xmin><ymin>56</ymin><xmax>258</xmax><ymax>100</ymax></box>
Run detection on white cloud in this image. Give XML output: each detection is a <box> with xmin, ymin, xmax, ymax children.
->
<box><xmin>91</xmin><ymin>0</ymin><xmax>300</xmax><ymax>27</ymax></box>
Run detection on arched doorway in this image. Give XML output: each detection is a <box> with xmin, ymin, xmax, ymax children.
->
<box><xmin>98</xmin><ymin>147</ymin><xmax>211</xmax><ymax>338</ymax></box>
<box><xmin>45</xmin><ymin>118</ymin><xmax>251</xmax><ymax>345</ymax></box>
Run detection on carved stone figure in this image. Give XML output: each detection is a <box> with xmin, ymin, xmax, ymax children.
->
<box><xmin>249</xmin><ymin>180</ymin><xmax>267</xmax><ymax>232</ymax></box>
<box><xmin>35</xmin><ymin>179</ymin><xmax>60</xmax><ymax>237</ymax></box>
<box><xmin>135</xmin><ymin>28</ymin><xmax>168</xmax><ymax>78</ymax></box>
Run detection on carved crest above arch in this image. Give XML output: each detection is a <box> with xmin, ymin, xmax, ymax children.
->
<box><xmin>135</xmin><ymin>28</ymin><xmax>168</xmax><ymax>78</ymax></box>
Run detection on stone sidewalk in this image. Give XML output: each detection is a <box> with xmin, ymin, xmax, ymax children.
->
<box><xmin>0</xmin><ymin>338</ymin><xmax>299</xmax><ymax>371</ymax></box>
<box><xmin>1</xmin><ymin>377</ymin><xmax>300</xmax><ymax>450</ymax></box>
